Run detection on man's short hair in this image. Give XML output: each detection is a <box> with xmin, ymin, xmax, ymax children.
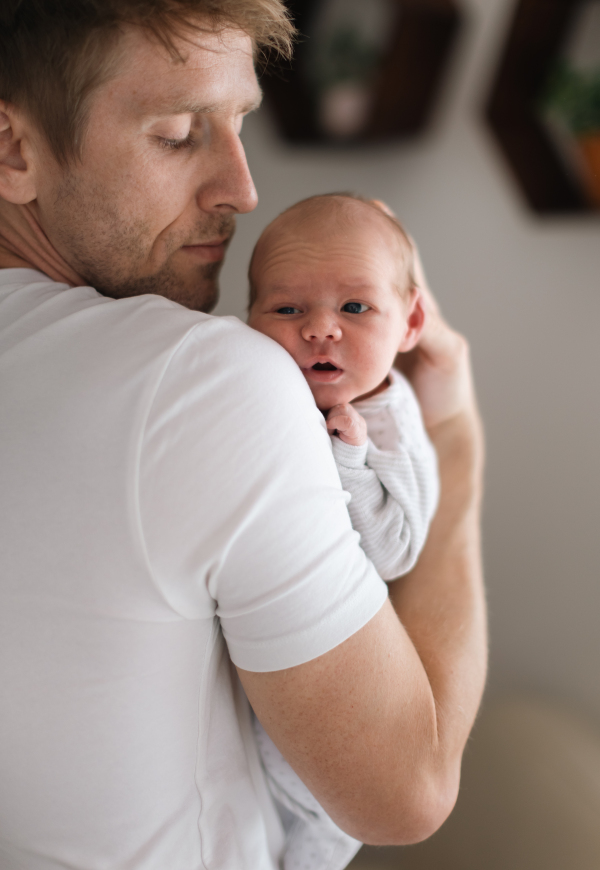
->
<box><xmin>248</xmin><ymin>192</ymin><xmax>416</xmax><ymax>309</ymax></box>
<box><xmin>0</xmin><ymin>0</ymin><xmax>294</xmax><ymax>167</ymax></box>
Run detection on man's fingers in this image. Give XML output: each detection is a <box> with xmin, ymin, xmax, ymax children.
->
<box><xmin>407</xmin><ymin>234</ymin><xmax>440</xmax><ymax>319</ymax></box>
<box><xmin>369</xmin><ymin>198</ymin><xmax>396</xmax><ymax>218</ymax></box>
<box><xmin>392</xmin><ymin>234</ymin><xmax>477</xmax><ymax>429</ymax></box>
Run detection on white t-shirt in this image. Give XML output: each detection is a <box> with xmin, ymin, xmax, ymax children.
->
<box><xmin>0</xmin><ymin>269</ymin><xmax>387</xmax><ymax>870</ymax></box>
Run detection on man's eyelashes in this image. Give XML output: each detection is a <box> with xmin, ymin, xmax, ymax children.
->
<box><xmin>159</xmin><ymin>134</ymin><xmax>196</xmax><ymax>151</ymax></box>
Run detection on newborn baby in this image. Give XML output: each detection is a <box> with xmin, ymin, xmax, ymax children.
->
<box><xmin>247</xmin><ymin>193</ymin><xmax>439</xmax><ymax>870</ymax></box>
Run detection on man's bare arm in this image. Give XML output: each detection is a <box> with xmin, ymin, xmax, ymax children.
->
<box><xmin>238</xmin><ymin>254</ymin><xmax>486</xmax><ymax>846</ymax></box>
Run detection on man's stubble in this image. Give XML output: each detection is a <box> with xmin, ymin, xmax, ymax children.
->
<box><xmin>49</xmin><ymin>171</ymin><xmax>236</xmax><ymax>313</ymax></box>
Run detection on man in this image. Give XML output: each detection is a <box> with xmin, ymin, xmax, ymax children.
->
<box><xmin>0</xmin><ymin>2</ymin><xmax>487</xmax><ymax>869</ymax></box>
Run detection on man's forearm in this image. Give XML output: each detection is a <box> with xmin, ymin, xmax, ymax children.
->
<box><xmin>389</xmin><ymin>406</ymin><xmax>487</xmax><ymax>787</ymax></box>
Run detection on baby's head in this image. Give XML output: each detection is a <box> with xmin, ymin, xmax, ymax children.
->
<box><xmin>248</xmin><ymin>194</ymin><xmax>425</xmax><ymax>411</ymax></box>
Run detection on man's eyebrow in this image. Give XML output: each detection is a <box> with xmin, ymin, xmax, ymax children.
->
<box><xmin>167</xmin><ymin>91</ymin><xmax>263</xmax><ymax>116</ymax></box>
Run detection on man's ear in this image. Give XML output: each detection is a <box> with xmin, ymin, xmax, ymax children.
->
<box><xmin>398</xmin><ymin>288</ymin><xmax>426</xmax><ymax>353</ymax></box>
<box><xmin>0</xmin><ymin>102</ymin><xmax>38</xmax><ymax>204</ymax></box>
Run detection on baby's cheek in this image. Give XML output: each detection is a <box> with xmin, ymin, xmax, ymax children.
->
<box><xmin>365</xmin><ymin>334</ymin><xmax>400</xmax><ymax>376</ymax></box>
<box><xmin>259</xmin><ymin>322</ymin><xmax>302</xmax><ymax>364</ymax></box>
<box><xmin>354</xmin><ymin>344</ymin><xmax>387</xmax><ymax>379</ymax></box>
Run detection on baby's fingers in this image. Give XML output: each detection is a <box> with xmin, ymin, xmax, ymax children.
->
<box><xmin>326</xmin><ymin>413</ymin><xmax>353</xmax><ymax>434</ymax></box>
<box><xmin>326</xmin><ymin>404</ymin><xmax>367</xmax><ymax>446</ymax></box>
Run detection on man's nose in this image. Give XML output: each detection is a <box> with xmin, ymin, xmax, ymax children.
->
<box><xmin>301</xmin><ymin>310</ymin><xmax>342</xmax><ymax>342</ymax></box>
<box><xmin>197</xmin><ymin>126</ymin><xmax>258</xmax><ymax>215</ymax></box>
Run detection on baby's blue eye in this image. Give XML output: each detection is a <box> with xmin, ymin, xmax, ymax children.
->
<box><xmin>342</xmin><ymin>302</ymin><xmax>369</xmax><ymax>314</ymax></box>
<box><xmin>276</xmin><ymin>306</ymin><xmax>301</xmax><ymax>315</ymax></box>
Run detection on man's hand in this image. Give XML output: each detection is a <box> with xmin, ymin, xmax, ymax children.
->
<box><xmin>396</xmin><ymin>237</ymin><xmax>476</xmax><ymax>431</ymax></box>
<box><xmin>369</xmin><ymin>199</ymin><xmax>476</xmax><ymax>431</ymax></box>
<box><xmin>326</xmin><ymin>403</ymin><xmax>367</xmax><ymax>446</ymax></box>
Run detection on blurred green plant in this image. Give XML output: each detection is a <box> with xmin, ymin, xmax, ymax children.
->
<box><xmin>312</xmin><ymin>26</ymin><xmax>380</xmax><ymax>91</ymax></box>
<box><xmin>542</xmin><ymin>62</ymin><xmax>600</xmax><ymax>135</ymax></box>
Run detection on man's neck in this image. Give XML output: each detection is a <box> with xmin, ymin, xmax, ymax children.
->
<box><xmin>0</xmin><ymin>198</ymin><xmax>85</xmax><ymax>286</ymax></box>
<box><xmin>0</xmin><ymin>243</ymin><xmax>33</xmax><ymax>270</ymax></box>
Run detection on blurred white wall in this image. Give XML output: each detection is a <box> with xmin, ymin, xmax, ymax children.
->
<box><xmin>215</xmin><ymin>0</ymin><xmax>600</xmax><ymax>720</ymax></box>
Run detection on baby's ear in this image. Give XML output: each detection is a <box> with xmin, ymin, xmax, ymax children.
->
<box><xmin>398</xmin><ymin>288</ymin><xmax>425</xmax><ymax>353</ymax></box>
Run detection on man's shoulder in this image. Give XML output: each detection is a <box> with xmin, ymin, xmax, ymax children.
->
<box><xmin>88</xmin><ymin>295</ymin><xmax>309</xmax><ymax>412</ymax></box>
<box><xmin>0</xmin><ymin>268</ymin><xmax>278</xmax><ymax>363</ymax></box>
<box><xmin>170</xmin><ymin>312</ymin><xmax>312</xmax><ymax>404</ymax></box>
<box><xmin>0</xmin><ymin>268</ymin><xmax>314</xmax><ymax>421</ymax></box>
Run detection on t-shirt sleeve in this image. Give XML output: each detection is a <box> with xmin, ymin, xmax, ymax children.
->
<box><xmin>138</xmin><ymin>317</ymin><xmax>388</xmax><ymax>672</ymax></box>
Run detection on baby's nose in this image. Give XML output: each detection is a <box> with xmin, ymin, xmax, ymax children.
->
<box><xmin>301</xmin><ymin>311</ymin><xmax>342</xmax><ymax>341</ymax></box>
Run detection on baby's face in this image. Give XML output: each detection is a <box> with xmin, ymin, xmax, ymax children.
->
<box><xmin>248</xmin><ymin>210</ymin><xmax>414</xmax><ymax>411</ymax></box>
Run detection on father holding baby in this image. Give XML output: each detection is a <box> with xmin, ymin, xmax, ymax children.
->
<box><xmin>0</xmin><ymin>2</ymin><xmax>487</xmax><ymax>869</ymax></box>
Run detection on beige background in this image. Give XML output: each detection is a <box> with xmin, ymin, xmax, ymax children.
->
<box><xmin>348</xmin><ymin>697</ymin><xmax>600</xmax><ymax>868</ymax></box>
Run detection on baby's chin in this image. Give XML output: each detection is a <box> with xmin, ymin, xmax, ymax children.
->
<box><xmin>310</xmin><ymin>377</ymin><xmax>390</xmax><ymax>412</ymax></box>
<box><xmin>310</xmin><ymin>384</ymin><xmax>364</xmax><ymax>412</ymax></box>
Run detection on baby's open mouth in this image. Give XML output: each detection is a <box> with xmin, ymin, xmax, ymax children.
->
<box><xmin>312</xmin><ymin>362</ymin><xmax>338</xmax><ymax>371</ymax></box>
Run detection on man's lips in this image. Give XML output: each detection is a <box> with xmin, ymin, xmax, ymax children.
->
<box><xmin>180</xmin><ymin>237</ymin><xmax>230</xmax><ymax>263</ymax></box>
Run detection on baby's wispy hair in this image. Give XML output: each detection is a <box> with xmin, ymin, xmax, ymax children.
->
<box><xmin>248</xmin><ymin>192</ymin><xmax>416</xmax><ymax>310</ymax></box>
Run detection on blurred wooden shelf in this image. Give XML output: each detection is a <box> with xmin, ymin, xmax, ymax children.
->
<box><xmin>261</xmin><ymin>0</ymin><xmax>463</xmax><ymax>146</ymax></box>
<box><xmin>485</xmin><ymin>0</ymin><xmax>600</xmax><ymax>214</ymax></box>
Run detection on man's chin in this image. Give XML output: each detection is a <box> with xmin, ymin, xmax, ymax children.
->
<box><xmin>93</xmin><ymin>261</ymin><xmax>221</xmax><ymax>313</ymax></box>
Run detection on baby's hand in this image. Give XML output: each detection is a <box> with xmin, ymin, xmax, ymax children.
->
<box><xmin>326</xmin><ymin>404</ymin><xmax>367</xmax><ymax>447</ymax></box>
